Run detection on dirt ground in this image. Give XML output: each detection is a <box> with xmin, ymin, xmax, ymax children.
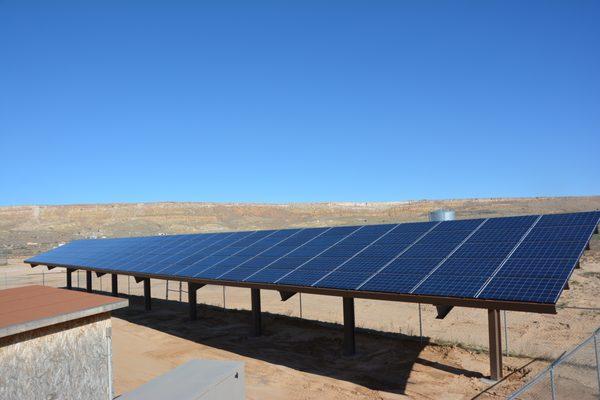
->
<box><xmin>110</xmin><ymin>296</ymin><xmax>544</xmax><ymax>400</ymax></box>
<box><xmin>8</xmin><ymin>257</ymin><xmax>599</xmax><ymax>399</ymax></box>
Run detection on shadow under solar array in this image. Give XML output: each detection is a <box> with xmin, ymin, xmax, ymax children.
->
<box><xmin>25</xmin><ymin>211</ymin><xmax>600</xmax><ymax>306</ymax></box>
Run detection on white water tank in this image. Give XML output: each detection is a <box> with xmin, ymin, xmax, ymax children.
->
<box><xmin>429</xmin><ymin>209</ymin><xmax>455</xmax><ymax>222</ymax></box>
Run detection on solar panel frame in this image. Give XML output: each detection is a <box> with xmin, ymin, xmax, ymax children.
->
<box><xmin>23</xmin><ymin>211</ymin><xmax>600</xmax><ymax>313</ymax></box>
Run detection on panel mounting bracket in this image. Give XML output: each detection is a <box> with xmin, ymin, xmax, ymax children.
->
<box><xmin>435</xmin><ymin>305</ymin><xmax>454</xmax><ymax>319</ymax></box>
<box><xmin>279</xmin><ymin>291</ymin><xmax>297</xmax><ymax>302</ymax></box>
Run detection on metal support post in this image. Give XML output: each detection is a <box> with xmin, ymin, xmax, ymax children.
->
<box><xmin>488</xmin><ymin>309</ymin><xmax>503</xmax><ymax>380</ymax></box>
<box><xmin>144</xmin><ymin>278</ymin><xmax>151</xmax><ymax>311</ymax></box>
<box><xmin>251</xmin><ymin>288</ymin><xmax>262</xmax><ymax>336</ymax></box>
<box><xmin>418</xmin><ymin>303</ymin><xmax>423</xmax><ymax>343</ymax></box>
<box><xmin>343</xmin><ymin>297</ymin><xmax>356</xmax><ymax>356</ymax></box>
<box><xmin>550</xmin><ymin>366</ymin><xmax>557</xmax><ymax>400</ymax></box>
<box><xmin>188</xmin><ymin>283</ymin><xmax>199</xmax><ymax>321</ymax></box>
<box><xmin>594</xmin><ymin>334</ymin><xmax>600</xmax><ymax>393</ymax></box>
<box><xmin>503</xmin><ymin>310</ymin><xmax>509</xmax><ymax>356</ymax></box>
<box><xmin>66</xmin><ymin>268</ymin><xmax>73</xmax><ymax>289</ymax></box>
<box><xmin>111</xmin><ymin>274</ymin><xmax>118</xmax><ymax>296</ymax></box>
<box><xmin>86</xmin><ymin>271</ymin><xmax>92</xmax><ymax>292</ymax></box>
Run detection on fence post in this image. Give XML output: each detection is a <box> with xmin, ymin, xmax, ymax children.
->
<box><xmin>549</xmin><ymin>366</ymin><xmax>556</xmax><ymax>400</ymax></box>
<box><xmin>418</xmin><ymin>303</ymin><xmax>423</xmax><ymax>343</ymax></box>
<box><xmin>594</xmin><ymin>333</ymin><xmax>600</xmax><ymax>393</ymax></box>
<box><xmin>165</xmin><ymin>280</ymin><xmax>169</xmax><ymax>300</ymax></box>
<box><xmin>299</xmin><ymin>293</ymin><xmax>303</xmax><ymax>318</ymax></box>
<box><xmin>179</xmin><ymin>281</ymin><xmax>182</xmax><ymax>302</ymax></box>
<box><xmin>222</xmin><ymin>286</ymin><xmax>226</xmax><ymax>309</ymax></box>
<box><xmin>504</xmin><ymin>310</ymin><xmax>509</xmax><ymax>356</ymax></box>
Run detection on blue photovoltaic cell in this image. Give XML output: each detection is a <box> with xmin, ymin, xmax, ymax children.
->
<box><xmin>429</xmin><ymin>258</ymin><xmax>504</xmax><ymax>276</ymax></box>
<box><xmin>467</xmin><ymin>227</ymin><xmax>530</xmax><ymax>242</ymax></box>
<box><xmin>360</xmin><ymin>273</ymin><xmax>425</xmax><ymax>293</ymax></box>
<box><xmin>525</xmin><ymin>225</ymin><xmax>596</xmax><ymax>242</ymax></box>
<box><xmin>537</xmin><ymin>212</ymin><xmax>600</xmax><ymax>227</ymax></box>
<box><xmin>479</xmin><ymin>277</ymin><xmax>565</xmax><ymax>303</ymax></box>
<box><xmin>274</xmin><ymin>269</ymin><xmax>328</xmax><ymax>286</ymax></box>
<box><xmin>316</xmin><ymin>272</ymin><xmax>372</xmax><ymax>290</ymax></box>
<box><xmin>497</xmin><ymin>258</ymin><xmax>577</xmax><ymax>280</ymax></box>
<box><xmin>23</xmin><ymin>211</ymin><xmax>600</xmax><ymax>305</ymax></box>
<box><xmin>382</xmin><ymin>258</ymin><xmax>442</xmax><ymax>275</ymax></box>
<box><xmin>481</xmin><ymin>215</ymin><xmax>538</xmax><ymax>229</ymax></box>
<box><xmin>244</xmin><ymin>268</ymin><xmax>293</xmax><ymax>283</ymax></box>
<box><xmin>414</xmin><ymin>274</ymin><xmax>490</xmax><ymax>298</ymax></box>
<box><xmin>401</xmin><ymin>243</ymin><xmax>458</xmax><ymax>258</ymax></box>
<box><xmin>436</xmin><ymin>219</ymin><xmax>485</xmax><ymax>231</ymax></box>
<box><xmin>451</xmin><ymin>242</ymin><xmax>518</xmax><ymax>259</ymax></box>
<box><xmin>511</xmin><ymin>241</ymin><xmax>585</xmax><ymax>260</ymax></box>
<box><xmin>220</xmin><ymin>267</ymin><xmax>258</xmax><ymax>281</ymax></box>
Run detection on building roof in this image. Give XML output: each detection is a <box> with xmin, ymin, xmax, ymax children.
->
<box><xmin>0</xmin><ymin>285</ymin><xmax>128</xmax><ymax>339</ymax></box>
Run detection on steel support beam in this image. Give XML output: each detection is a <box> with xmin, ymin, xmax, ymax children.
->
<box><xmin>66</xmin><ymin>268</ymin><xmax>73</xmax><ymax>289</ymax></box>
<box><xmin>86</xmin><ymin>271</ymin><xmax>92</xmax><ymax>292</ymax></box>
<box><xmin>111</xmin><ymin>274</ymin><xmax>118</xmax><ymax>296</ymax></box>
<box><xmin>343</xmin><ymin>297</ymin><xmax>356</xmax><ymax>356</ymax></box>
<box><xmin>251</xmin><ymin>288</ymin><xmax>262</xmax><ymax>336</ymax></box>
<box><xmin>488</xmin><ymin>309</ymin><xmax>503</xmax><ymax>381</ymax></box>
<box><xmin>144</xmin><ymin>278</ymin><xmax>151</xmax><ymax>311</ymax></box>
<box><xmin>188</xmin><ymin>283</ymin><xmax>204</xmax><ymax>321</ymax></box>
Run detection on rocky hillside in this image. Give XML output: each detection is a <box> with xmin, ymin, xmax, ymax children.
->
<box><xmin>1</xmin><ymin>196</ymin><xmax>599</xmax><ymax>257</ymax></box>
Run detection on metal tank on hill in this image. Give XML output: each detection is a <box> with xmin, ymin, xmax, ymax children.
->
<box><xmin>429</xmin><ymin>209</ymin><xmax>455</xmax><ymax>221</ymax></box>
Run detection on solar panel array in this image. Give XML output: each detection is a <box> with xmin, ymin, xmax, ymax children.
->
<box><xmin>25</xmin><ymin>211</ymin><xmax>600</xmax><ymax>305</ymax></box>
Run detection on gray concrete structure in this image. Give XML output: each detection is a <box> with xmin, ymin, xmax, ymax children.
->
<box><xmin>119</xmin><ymin>359</ymin><xmax>245</xmax><ymax>400</ymax></box>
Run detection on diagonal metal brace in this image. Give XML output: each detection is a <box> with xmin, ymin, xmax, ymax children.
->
<box><xmin>279</xmin><ymin>291</ymin><xmax>297</xmax><ymax>301</ymax></box>
<box><xmin>435</xmin><ymin>305</ymin><xmax>454</xmax><ymax>319</ymax></box>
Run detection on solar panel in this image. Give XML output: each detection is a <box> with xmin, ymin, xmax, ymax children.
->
<box><xmin>24</xmin><ymin>211</ymin><xmax>600</xmax><ymax>308</ymax></box>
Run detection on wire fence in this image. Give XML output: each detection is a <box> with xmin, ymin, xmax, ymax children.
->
<box><xmin>508</xmin><ymin>327</ymin><xmax>600</xmax><ymax>400</ymax></box>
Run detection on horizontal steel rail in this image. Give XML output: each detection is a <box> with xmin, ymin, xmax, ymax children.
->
<box><xmin>27</xmin><ymin>261</ymin><xmax>557</xmax><ymax>314</ymax></box>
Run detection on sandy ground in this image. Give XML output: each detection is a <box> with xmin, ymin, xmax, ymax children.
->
<box><xmin>109</xmin><ymin>297</ymin><xmax>544</xmax><ymax>400</ymax></box>
<box><xmin>2</xmin><ymin>219</ymin><xmax>599</xmax><ymax>399</ymax></box>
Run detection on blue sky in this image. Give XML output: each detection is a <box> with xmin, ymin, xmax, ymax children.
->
<box><xmin>1</xmin><ymin>1</ymin><xmax>598</xmax><ymax>206</ymax></box>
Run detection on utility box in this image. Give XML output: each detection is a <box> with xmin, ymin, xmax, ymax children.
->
<box><xmin>0</xmin><ymin>285</ymin><xmax>128</xmax><ymax>400</ymax></box>
<box><xmin>119</xmin><ymin>359</ymin><xmax>245</xmax><ymax>400</ymax></box>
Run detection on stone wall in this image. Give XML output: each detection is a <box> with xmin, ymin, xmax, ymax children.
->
<box><xmin>0</xmin><ymin>313</ymin><xmax>112</xmax><ymax>400</ymax></box>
